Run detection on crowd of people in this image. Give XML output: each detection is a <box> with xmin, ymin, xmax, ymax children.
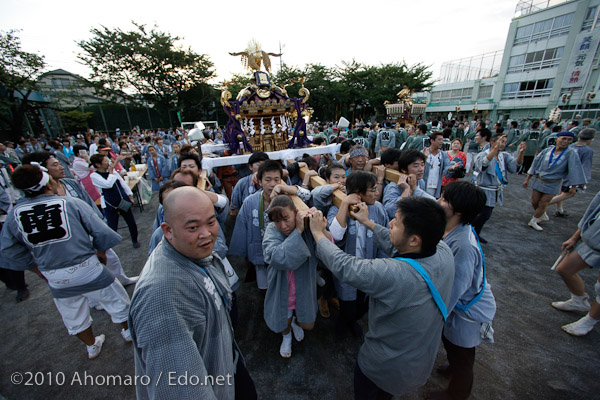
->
<box><xmin>0</xmin><ymin>114</ymin><xmax>598</xmax><ymax>399</ymax></box>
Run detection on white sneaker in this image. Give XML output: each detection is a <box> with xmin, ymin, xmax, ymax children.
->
<box><xmin>539</xmin><ymin>212</ymin><xmax>549</xmax><ymax>222</ymax></box>
<box><xmin>279</xmin><ymin>332</ymin><xmax>292</xmax><ymax>359</ymax></box>
<box><xmin>87</xmin><ymin>334</ymin><xmax>105</xmax><ymax>360</ymax></box>
<box><xmin>121</xmin><ymin>328</ymin><xmax>132</xmax><ymax>343</ymax></box>
<box><xmin>561</xmin><ymin>314</ymin><xmax>598</xmax><ymax>336</ymax></box>
<box><xmin>528</xmin><ymin>218</ymin><xmax>543</xmax><ymax>231</ymax></box>
<box><xmin>551</xmin><ymin>297</ymin><xmax>590</xmax><ymax>312</ymax></box>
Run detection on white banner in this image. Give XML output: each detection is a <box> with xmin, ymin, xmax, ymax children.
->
<box><xmin>562</xmin><ymin>30</ymin><xmax>600</xmax><ymax>89</ymax></box>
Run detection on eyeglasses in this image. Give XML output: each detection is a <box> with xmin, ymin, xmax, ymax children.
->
<box><xmin>367</xmin><ymin>187</ymin><xmax>378</xmax><ymax>193</ymax></box>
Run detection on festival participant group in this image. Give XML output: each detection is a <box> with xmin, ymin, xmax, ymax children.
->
<box><xmin>0</xmin><ymin>115</ymin><xmax>598</xmax><ymax>399</ymax></box>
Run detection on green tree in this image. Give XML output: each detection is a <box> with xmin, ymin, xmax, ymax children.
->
<box><xmin>179</xmin><ymin>82</ymin><xmax>220</xmax><ymax>123</ymax></box>
<box><xmin>59</xmin><ymin>109</ymin><xmax>94</xmax><ymax>132</ymax></box>
<box><xmin>0</xmin><ymin>30</ymin><xmax>47</xmax><ymax>141</ymax></box>
<box><xmin>225</xmin><ymin>72</ymin><xmax>254</xmax><ymax>100</ymax></box>
<box><xmin>270</xmin><ymin>60</ymin><xmax>433</xmax><ymax>122</ymax></box>
<box><xmin>338</xmin><ymin>60</ymin><xmax>434</xmax><ymax>119</ymax></box>
<box><xmin>77</xmin><ymin>22</ymin><xmax>216</xmax><ymax>120</ymax></box>
<box><xmin>272</xmin><ymin>64</ymin><xmax>346</xmax><ymax>122</ymax></box>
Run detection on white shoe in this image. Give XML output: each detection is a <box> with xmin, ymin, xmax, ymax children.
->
<box><xmin>539</xmin><ymin>212</ymin><xmax>549</xmax><ymax>222</ymax></box>
<box><xmin>528</xmin><ymin>217</ymin><xmax>543</xmax><ymax>231</ymax></box>
<box><xmin>551</xmin><ymin>296</ymin><xmax>590</xmax><ymax>312</ymax></box>
<box><xmin>121</xmin><ymin>328</ymin><xmax>132</xmax><ymax>343</ymax></box>
<box><xmin>291</xmin><ymin>317</ymin><xmax>304</xmax><ymax>342</ymax></box>
<box><xmin>317</xmin><ymin>275</ymin><xmax>326</xmax><ymax>287</ymax></box>
<box><xmin>87</xmin><ymin>334</ymin><xmax>105</xmax><ymax>360</ymax></box>
<box><xmin>88</xmin><ymin>301</ymin><xmax>103</xmax><ymax>311</ymax></box>
<box><xmin>561</xmin><ymin>314</ymin><xmax>598</xmax><ymax>336</ymax></box>
<box><xmin>279</xmin><ymin>332</ymin><xmax>292</xmax><ymax>359</ymax></box>
<box><xmin>121</xmin><ymin>276</ymin><xmax>139</xmax><ymax>286</ymax></box>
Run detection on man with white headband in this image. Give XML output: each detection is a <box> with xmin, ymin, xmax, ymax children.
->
<box><xmin>22</xmin><ymin>151</ymin><xmax>139</xmax><ymax>288</ymax></box>
<box><xmin>0</xmin><ymin>164</ymin><xmax>132</xmax><ymax>360</ymax></box>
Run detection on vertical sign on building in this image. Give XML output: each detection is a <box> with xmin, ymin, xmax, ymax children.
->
<box><xmin>562</xmin><ymin>30</ymin><xmax>600</xmax><ymax>89</ymax></box>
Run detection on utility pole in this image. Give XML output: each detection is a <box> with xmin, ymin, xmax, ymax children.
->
<box><xmin>279</xmin><ymin>41</ymin><xmax>284</xmax><ymax>71</ymax></box>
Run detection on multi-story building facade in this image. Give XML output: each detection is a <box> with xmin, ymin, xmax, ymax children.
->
<box><xmin>38</xmin><ymin>69</ymin><xmax>103</xmax><ymax>109</ymax></box>
<box><xmin>426</xmin><ymin>0</ymin><xmax>600</xmax><ymax>124</ymax></box>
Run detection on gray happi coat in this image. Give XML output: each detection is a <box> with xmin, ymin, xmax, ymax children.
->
<box><xmin>528</xmin><ymin>146</ymin><xmax>587</xmax><ymax>195</ymax></box>
<box><xmin>579</xmin><ymin>189</ymin><xmax>600</xmax><ymax>252</ymax></box>
<box><xmin>129</xmin><ymin>238</ymin><xmax>238</xmax><ymax>400</ymax></box>
<box><xmin>443</xmin><ymin>224</ymin><xmax>496</xmax><ymax>348</ymax></box>
<box><xmin>316</xmin><ymin>225</ymin><xmax>454</xmax><ymax>396</ymax></box>
<box><xmin>262</xmin><ymin>223</ymin><xmax>318</xmax><ymax>333</ymax></box>
<box><xmin>326</xmin><ymin>202</ymin><xmax>390</xmax><ymax>301</ymax></box>
<box><xmin>229</xmin><ymin>190</ymin><xmax>268</xmax><ymax>266</ymax></box>
<box><xmin>474</xmin><ymin>150</ymin><xmax>519</xmax><ymax>207</ymax></box>
<box><xmin>1</xmin><ymin>194</ymin><xmax>120</xmax><ymax>273</ymax></box>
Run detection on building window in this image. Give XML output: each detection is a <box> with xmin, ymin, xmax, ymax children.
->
<box><xmin>430</xmin><ymin>87</ymin><xmax>473</xmax><ymax>102</ymax></box>
<box><xmin>478</xmin><ymin>85</ymin><xmax>493</xmax><ymax>99</ymax></box>
<box><xmin>51</xmin><ymin>78</ymin><xmax>74</xmax><ymax>89</ymax></box>
<box><xmin>502</xmin><ymin>78</ymin><xmax>554</xmax><ymax>99</ymax></box>
<box><xmin>514</xmin><ymin>13</ymin><xmax>574</xmax><ymax>45</ymax></box>
<box><xmin>507</xmin><ymin>47</ymin><xmax>564</xmax><ymax>73</ymax></box>
<box><xmin>581</xmin><ymin>6</ymin><xmax>598</xmax><ymax>31</ymax></box>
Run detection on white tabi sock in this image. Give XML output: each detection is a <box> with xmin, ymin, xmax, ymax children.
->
<box><xmin>280</xmin><ymin>332</ymin><xmax>292</xmax><ymax>358</ymax></box>
<box><xmin>291</xmin><ymin>316</ymin><xmax>304</xmax><ymax>342</ymax></box>
<box><xmin>561</xmin><ymin>313</ymin><xmax>599</xmax><ymax>336</ymax></box>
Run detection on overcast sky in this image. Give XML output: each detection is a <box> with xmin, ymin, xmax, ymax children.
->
<box><xmin>2</xmin><ymin>0</ymin><xmax>520</xmax><ymax>85</ymax></box>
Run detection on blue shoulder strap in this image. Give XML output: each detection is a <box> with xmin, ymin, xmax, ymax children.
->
<box><xmin>394</xmin><ymin>257</ymin><xmax>447</xmax><ymax>321</ymax></box>
<box><xmin>455</xmin><ymin>227</ymin><xmax>486</xmax><ymax>312</ymax></box>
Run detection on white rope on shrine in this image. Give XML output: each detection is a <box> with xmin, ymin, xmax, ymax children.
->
<box><xmin>271</xmin><ymin>117</ymin><xmax>276</xmax><ymax>134</ymax></box>
<box><xmin>281</xmin><ymin>116</ymin><xmax>287</xmax><ymax>132</ymax></box>
<box><xmin>260</xmin><ymin>117</ymin><xmax>265</xmax><ymax>135</ymax></box>
<box><xmin>249</xmin><ymin>119</ymin><xmax>255</xmax><ymax>136</ymax></box>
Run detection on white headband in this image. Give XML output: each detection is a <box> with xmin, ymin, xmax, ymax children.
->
<box><xmin>24</xmin><ymin>162</ymin><xmax>51</xmax><ymax>192</ymax></box>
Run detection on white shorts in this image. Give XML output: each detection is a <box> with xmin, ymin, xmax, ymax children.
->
<box><xmin>53</xmin><ymin>280</ymin><xmax>131</xmax><ymax>335</ymax></box>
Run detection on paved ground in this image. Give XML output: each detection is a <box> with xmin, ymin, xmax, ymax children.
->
<box><xmin>1</xmin><ymin>140</ymin><xmax>600</xmax><ymax>399</ymax></box>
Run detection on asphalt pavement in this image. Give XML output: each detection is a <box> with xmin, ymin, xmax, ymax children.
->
<box><xmin>1</xmin><ymin>139</ymin><xmax>600</xmax><ymax>400</ymax></box>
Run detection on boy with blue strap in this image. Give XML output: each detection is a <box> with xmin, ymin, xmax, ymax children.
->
<box><xmin>472</xmin><ymin>133</ymin><xmax>525</xmax><ymax>243</ymax></box>
<box><xmin>426</xmin><ymin>182</ymin><xmax>496</xmax><ymax>400</ymax></box>
<box><xmin>309</xmin><ymin>196</ymin><xmax>454</xmax><ymax>399</ymax></box>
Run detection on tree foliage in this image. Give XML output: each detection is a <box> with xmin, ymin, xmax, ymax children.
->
<box><xmin>0</xmin><ymin>30</ymin><xmax>47</xmax><ymax>141</ymax></box>
<box><xmin>269</xmin><ymin>60</ymin><xmax>433</xmax><ymax>122</ymax></box>
<box><xmin>77</xmin><ymin>22</ymin><xmax>215</xmax><ymax>112</ymax></box>
<box><xmin>178</xmin><ymin>82</ymin><xmax>220</xmax><ymax>123</ymax></box>
<box><xmin>59</xmin><ymin>109</ymin><xmax>94</xmax><ymax>132</ymax></box>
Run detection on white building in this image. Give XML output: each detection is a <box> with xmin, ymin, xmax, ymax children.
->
<box><xmin>38</xmin><ymin>69</ymin><xmax>104</xmax><ymax>109</ymax></box>
<box><xmin>426</xmin><ymin>0</ymin><xmax>600</xmax><ymax>123</ymax></box>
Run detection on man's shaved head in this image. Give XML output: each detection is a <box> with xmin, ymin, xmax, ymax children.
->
<box><xmin>161</xmin><ymin>187</ymin><xmax>219</xmax><ymax>259</ymax></box>
<box><xmin>163</xmin><ymin>186</ymin><xmax>211</xmax><ymax>223</ymax></box>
